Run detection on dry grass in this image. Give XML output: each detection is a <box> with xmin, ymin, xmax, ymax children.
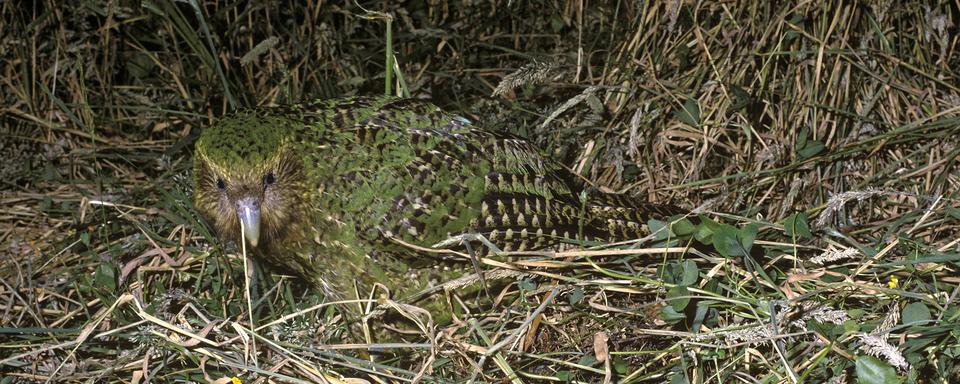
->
<box><xmin>2</xmin><ymin>1</ymin><xmax>960</xmax><ymax>383</ymax></box>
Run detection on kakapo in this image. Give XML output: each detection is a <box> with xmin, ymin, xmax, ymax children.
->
<box><xmin>193</xmin><ymin>96</ymin><xmax>689</xmax><ymax>306</ymax></box>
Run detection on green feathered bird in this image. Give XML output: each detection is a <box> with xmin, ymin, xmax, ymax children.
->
<box><xmin>193</xmin><ymin>96</ymin><xmax>687</xmax><ymax>304</ymax></box>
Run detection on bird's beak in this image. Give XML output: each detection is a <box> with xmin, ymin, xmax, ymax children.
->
<box><xmin>236</xmin><ymin>197</ymin><xmax>261</xmax><ymax>248</ymax></box>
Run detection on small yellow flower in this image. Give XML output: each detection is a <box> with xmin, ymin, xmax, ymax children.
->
<box><xmin>887</xmin><ymin>276</ymin><xmax>899</xmax><ymax>289</ymax></box>
<box><xmin>231</xmin><ymin>377</ymin><xmax>242</xmax><ymax>384</ymax></box>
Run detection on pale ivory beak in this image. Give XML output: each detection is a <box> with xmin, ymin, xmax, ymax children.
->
<box><xmin>237</xmin><ymin>197</ymin><xmax>261</xmax><ymax>247</ymax></box>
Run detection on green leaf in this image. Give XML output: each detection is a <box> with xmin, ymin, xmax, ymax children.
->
<box><xmin>854</xmin><ymin>355</ymin><xmax>900</xmax><ymax>384</ymax></box>
<box><xmin>784</xmin><ymin>212</ymin><xmax>813</xmax><ymax>239</ymax></box>
<box><xmin>694</xmin><ymin>223</ymin><xmax>715</xmax><ymax>245</ymax></box>
<box><xmin>672</xmin><ymin>218</ymin><xmax>696</xmax><ymax>237</ymax></box>
<box><xmin>729</xmin><ymin>85</ymin><xmax>751</xmax><ymax>111</ymax></box>
<box><xmin>94</xmin><ymin>263</ymin><xmax>117</xmax><ymax>293</ymax></box>
<box><xmin>691</xmin><ymin>303</ymin><xmax>709</xmax><ymax>331</ymax></box>
<box><xmin>783</xmin><ymin>15</ymin><xmax>805</xmax><ymax>45</ymax></box>
<box><xmin>660</xmin><ymin>305</ymin><xmax>686</xmax><ymax>324</ymax></box>
<box><xmin>623</xmin><ymin>164</ymin><xmax>642</xmax><ymax>179</ymax></box>
<box><xmin>568</xmin><ymin>287</ymin><xmax>584</xmax><ymax>305</ymax></box>
<box><xmin>713</xmin><ymin>224</ymin><xmax>743</xmax><ymax>257</ymax></box>
<box><xmin>806</xmin><ymin>320</ymin><xmax>836</xmax><ymax>339</ymax></box>
<box><xmin>518</xmin><ymin>279</ymin><xmax>537</xmax><ymax>291</ymax></box>
<box><xmin>693</xmin><ymin>216</ymin><xmax>721</xmax><ymax>245</ymax></box>
<box><xmin>738</xmin><ymin>223</ymin><xmax>758</xmax><ymax>253</ymax></box>
<box><xmin>848</xmin><ymin>308</ymin><xmax>866</xmax><ymax>319</ymax></box>
<box><xmin>679</xmin><ymin>260</ymin><xmax>699</xmax><ymax>286</ymax></box>
<box><xmin>669</xmin><ymin>371</ymin><xmax>690</xmax><ymax>384</ymax></box>
<box><xmin>578</xmin><ymin>354</ymin><xmax>598</xmax><ymax>367</ymax></box>
<box><xmin>842</xmin><ymin>319</ymin><xmax>860</xmax><ymax>333</ymax></box>
<box><xmin>666</xmin><ymin>285</ymin><xmax>690</xmax><ymax>311</ymax></box>
<box><xmin>674</xmin><ymin>98</ymin><xmax>701</xmax><ymax>127</ymax></box>
<box><xmin>658</xmin><ymin>263</ymin><xmax>678</xmax><ymax>285</ymax></box>
<box><xmin>613</xmin><ymin>359</ymin><xmax>629</xmax><ymax>374</ymax></box>
<box><xmin>648</xmin><ymin>219</ymin><xmax>670</xmax><ymax>241</ymax></box>
<box><xmin>798</xmin><ymin>140</ymin><xmax>826</xmax><ymax>159</ymax></box>
<box><xmin>901</xmin><ymin>302</ymin><xmax>931</xmax><ymax>326</ymax></box>
<box><xmin>80</xmin><ymin>232</ymin><xmax>91</xmax><ymax>247</ymax></box>
<box><xmin>797</xmin><ymin>128</ymin><xmax>809</xmax><ymax>148</ymax></box>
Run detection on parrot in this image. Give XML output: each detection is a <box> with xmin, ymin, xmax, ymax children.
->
<box><xmin>193</xmin><ymin>96</ymin><xmax>689</xmax><ymax>308</ymax></box>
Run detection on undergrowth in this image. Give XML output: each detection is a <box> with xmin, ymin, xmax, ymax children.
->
<box><xmin>2</xmin><ymin>1</ymin><xmax>959</xmax><ymax>383</ymax></box>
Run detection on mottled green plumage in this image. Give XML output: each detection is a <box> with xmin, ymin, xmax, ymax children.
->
<box><xmin>193</xmin><ymin>96</ymin><xmax>685</xmax><ymax>307</ymax></box>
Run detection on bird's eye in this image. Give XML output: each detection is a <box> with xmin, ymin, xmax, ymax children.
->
<box><xmin>264</xmin><ymin>171</ymin><xmax>276</xmax><ymax>186</ymax></box>
<box><xmin>216</xmin><ymin>177</ymin><xmax>226</xmax><ymax>190</ymax></box>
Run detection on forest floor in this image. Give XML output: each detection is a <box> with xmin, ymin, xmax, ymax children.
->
<box><xmin>2</xmin><ymin>1</ymin><xmax>960</xmax><ymax>383</ymax></box>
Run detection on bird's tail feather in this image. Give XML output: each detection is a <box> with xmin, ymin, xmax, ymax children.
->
<box><xmin>474</xmin><ymin>189</ymin><xmax>691</xmax><ymax>251</ymax></box>
<box><xmin>585</xmin><ymin>191</ymin><xmax>692</xmax><ymax>243</ymax></box>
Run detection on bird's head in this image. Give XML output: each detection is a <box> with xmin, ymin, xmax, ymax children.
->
<box><xmin>193</xmin><ymin>111</ymin><xmax>308</xmax><ymax>250</ymax></box>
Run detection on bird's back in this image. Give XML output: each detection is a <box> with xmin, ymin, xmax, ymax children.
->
<box><xmin>289</xmin><ymin>97</ymin><xmax>682</xmax><ymax>252</ymax></box>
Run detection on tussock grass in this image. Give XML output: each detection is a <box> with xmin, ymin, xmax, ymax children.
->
<box><xmin>2</xmin><ymin>1</ymin><xmax>959</xmax><ymax>382</ymax></box>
